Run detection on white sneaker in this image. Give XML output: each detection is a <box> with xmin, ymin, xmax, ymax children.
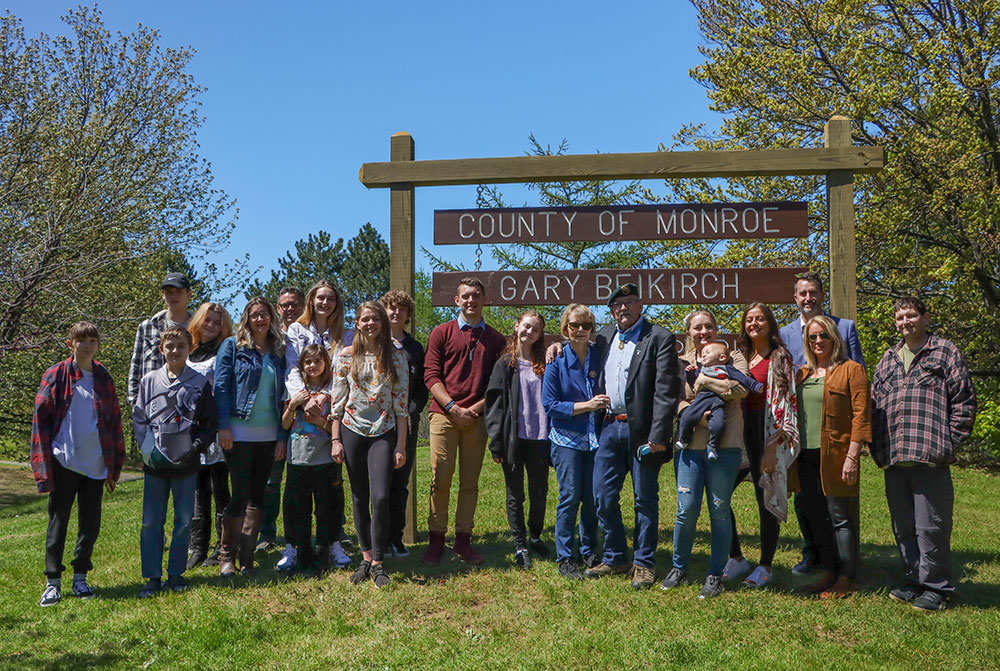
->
<box><xmin>330</xmin><ymin>541</ymin><xmax>351</xmax><ymax>568</ymax></box>
<box><xmin>743</xmin><ymin>565</ymin><xmax>773</xmax><ymax>588</ymax></box>
<box><xmin>276</xmin><ymin>544</ymin><xmax>297</xmax><ymax>571</ymax></box>
<box><xmin>721</xmin><ymin>557</ymin><xmax>751</xmax><ymax>582</ymax></box>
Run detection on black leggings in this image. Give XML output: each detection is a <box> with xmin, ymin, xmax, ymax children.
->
<box><xmin>224</xmin><ymin>441</ymin><xmax>276</xmax><ymax>516</ymax></box>
<box><xmin>501</xmin><ymin>438</ymin><xmax>550</xmax><ymax>549</ymax></box>
<box><xmin>342</xmin><ymin>427</ymin><xmax>396</xmax><ymax>561</ymax></box>
<box><xmin>729</xmin><ymin>408</ymin><xmax>780</xmax><ymax>566</ymax></box>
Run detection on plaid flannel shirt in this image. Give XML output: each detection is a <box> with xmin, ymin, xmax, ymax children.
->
<box><xmin>30</xmin><ymin>357</ymin><xmax>126</xmax><ymax>492</ymax></box>
<box><xmin>128</xmin><ymin>309</ymin><xmax>191</xmax><ymax>406</ymax></box>
<box><xmin>871</xmin><ymin>335</ymin><xmax>976</xmax><ymax>466</ymax></box>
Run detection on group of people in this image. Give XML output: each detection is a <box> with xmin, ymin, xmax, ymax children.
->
<box><xmin>29</xmin><ymin>270</ymin><xmax>976</xmax><ymax>613</ymax></box>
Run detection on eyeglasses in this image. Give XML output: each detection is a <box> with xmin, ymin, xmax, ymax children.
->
<box><xmin>610</xmin><ymin>300</ymin><xmax>640</xmax><ymax>311</ymax></box>
<box><xmin>807</xmin><ymin>332</ymin><xmax>831</xmax><ymax>342</ymax></box>
<box><xmin>249</xmin><ymin>311</ymin><xmax>270</xmax><ymax>321</ymax></box>
<box><xmin>277</xmin><ymin>302</ymin><xmax>301</xmax><ymax>310</ymax></box>
<box><xmin>568</xmin><ymin>322</ymin><xmax>593</xmax><ymax>331</ymax></box>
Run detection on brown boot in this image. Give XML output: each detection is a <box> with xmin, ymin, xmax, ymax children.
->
<box><xmin>421</xmin><ymin>531</ymin><xmax>446</xmax><ymax>566</ymax></box>
<box><xmin>452</xmin><ymin>532</ymin><xmax>484</xmax><ymax>565</ymax></box>
<box><xmin>819</xmin><ymin>576</ymin><xmax>856</xmax><ymax>599</ymax></box>
<box><xmin>803</xmin><ymin>570</ymin><xmax>838</xmax><ymax>595</ymax></box>
<box><xmin>219</xmin><ymin>514</ymin><xmax>243</xmax><ymax>578</ymax></box>
<box><xmin>239</xmin><ymin>506</ymin><xmax>264</xmax><ymax>575</ymax></box>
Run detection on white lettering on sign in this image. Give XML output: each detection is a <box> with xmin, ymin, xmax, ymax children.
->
<box><xmin>722</xmin><ymin>272</ymin><xmax>739</xmax><ymax>299</ymax></box>
<box><xmin>646</xmin><ymin>273</ymin><xmax>665</xmax><ymax>299</ymax></box>
<box><xmin>521</xmin><ymin>275</ymin><xmax>539</xmax><ymax>302</ymax></box>
<box><xmin>562</xmin><ymin>211</ymin><xmax>576</xmax><ymax>237</ymax></box>
<box><xmin>596</xmin><ymin>273</ymin><xmax>613</xmax><ymax>301</ymax></box>
<box><xmin>500</xmin><ymin>275</ymin><xmax>516</xmax><ymax>301</ymax></box>
<box><xmin>459</xmin><ymin>213</ymin><xmax>475</xmax><ymax>239</ymax></box>
<box><xmin>598</xmin><ymin>210</ymin><xmax>615</xmax><ymax>236</ymax></box>
<box><xmin>720</xmin><ymin>208</ymin><xmax>738</xmax><ymax>234</ymax></box>
<box><xmin>763</xmin><ymin>206</ymin><xmax>778</xmax><ymax>233</ymax></box>
<box><xmin>565</xmin><ymin>273</ymin><xmax>580</xmax><ymax>299</ymax></box>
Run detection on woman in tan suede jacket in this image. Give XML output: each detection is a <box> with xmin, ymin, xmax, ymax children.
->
<box><xmin>793</xmin><ymin>315</ymin><xmax>871</xmax><ymax>599</ymax></box>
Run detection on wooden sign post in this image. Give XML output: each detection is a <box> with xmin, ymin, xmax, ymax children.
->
<box><xmin>362</xmin><ymin>117</ymin><xmax>884</xmax><ymax>545</ymax></box>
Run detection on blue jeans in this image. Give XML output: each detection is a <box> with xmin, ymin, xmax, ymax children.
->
<box><xmin>672</xmin><ymin>447</ymin><xmax>741</xmax><ymax>575</ymax></box>
<box><xmin>550</xmin><ymin>444</ymin><xmax>597</xmax><ymax>562</ymax></box>
<box><xmin>593</xmin><ymin>420</ymin><xmax>663</xmax><ymax>568</ymax></box>
<box><xmin>141</xmin><ymin>472</ymin><xmax>198</xmax><ymax>579</ymax></box>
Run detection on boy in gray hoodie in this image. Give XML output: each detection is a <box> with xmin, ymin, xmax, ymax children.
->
<box><xmin>133</xmin><ymin>327</ymin><xmax>216</xmax><ymax>597</ymax></box>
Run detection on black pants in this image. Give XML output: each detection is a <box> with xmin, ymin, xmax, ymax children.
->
<box><xmin>730</xmin><ymin>408</ymin><xmax>780</xmax><ymax>566</ymax></box>
<box><xmin>342</xmin><ymin>427</ymin><xmax>395</xmax><ymax>561</ymax></box>
<box><xmin>388</xmin><ymin>412</ymin><xmax>420</xmax><ymax>546</ymax></box>
<box><xmin>224</xmin><ymin>441</ymin><xmax>276</xmax><ymax>516</ymax></box>
<box><xmin>827</xmin><ymin>494</ymin><xmax>860</xmax><ymax>579</ymax></box>
<box><xmin>884</xmin><ymin>464</ymin><xmax>954</xmax><ymax>593</ymax></box>
<box><xmin>795</xmin><ymin>449</ymin><xmax>837</xmax><ymax>573</ymax></box>
<box><xmin>678</xmin><ymin>391</ymin><xmax>727</xmax><ymax>448</ymax></box>
<box><xmin>45</xmin><ymin>460</ymin><xmax>104</xmax><ymax>578</ymax></box>
<box><xmin>501</xmin><ymin>438</ymin><xmax>550</xmax><ymax>550</ymax></box>
<box><xmin>193</xmin><ymin>462</ymin><xmax>230</xmax><ymax>546</ymax></box>
<box><xmin>286</xmin><ymin>463</ymin><xmax>333</xmax><ymax>566</ymax></box>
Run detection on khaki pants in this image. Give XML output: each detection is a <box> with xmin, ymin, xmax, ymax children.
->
<box><xmin>428</xmin><ymin>412</ymin><xmax>488</xmax><ymax>534</ymax></box>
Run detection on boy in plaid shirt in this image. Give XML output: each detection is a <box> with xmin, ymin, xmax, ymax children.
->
<box><xmin>31</xmin><ymin>322</ymin><xmax>126</xmax><ymax>606</ymax></box>
<box><xmin>871</xmin><ymin>296</ymin><xmax>976</xmax><ymax>612</ymax></box>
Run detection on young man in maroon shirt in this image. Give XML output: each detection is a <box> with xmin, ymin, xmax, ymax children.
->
<box><xmin>422</xmin><ymin>277</ymin><xmax>506</xmax><ymax>565</ymax></box>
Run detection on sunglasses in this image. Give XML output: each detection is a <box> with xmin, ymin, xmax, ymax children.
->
<box><xmin>568</xmin><ymin>322</ymin><xmax>593</xmax><ymax>331</ymax></box>
<box><xmin>807</xmin><ymin>332</ymin><xmax>832</xmax><ymax>342</ymax></box>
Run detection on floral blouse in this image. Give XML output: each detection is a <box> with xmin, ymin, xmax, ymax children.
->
<box><xmin>330</xmin><ymin>349</ymin><xmax>409</xmax><ymax>438</ymax></box>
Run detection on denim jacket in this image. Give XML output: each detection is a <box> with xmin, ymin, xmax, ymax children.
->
<box><xmin>214</xmin><ymin>336</ymin><xmax>288</xmax><ymax>439</ymax></box>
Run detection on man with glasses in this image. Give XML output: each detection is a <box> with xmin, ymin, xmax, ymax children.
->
<box><xmin>275</xmin><ymin>287</ymin><xmax>305</xmax><ymax>333</ymax></box>
<box><xmin>778</xmin><ymin>271</ymin><xmax>864</xmax><ymax>575</ymax></box>
<box><xmin>583</xmin><ymin>284</ymin><xmax>682</xmax><ymax>589</ymax></box>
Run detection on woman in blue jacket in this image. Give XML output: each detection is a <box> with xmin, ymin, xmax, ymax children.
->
<box><xmin>542</xmin><ymin>304</ymin><xmax>610</xmax><ymax>580</ymax></box>
<box><xmin>213</xmin><ymin>297</ymin><xmax>288</xmax><ymax>577</ymax></box>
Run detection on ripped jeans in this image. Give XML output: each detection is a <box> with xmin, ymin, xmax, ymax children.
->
<box><xmin>672</xmin><ymin>447</ymin><xmax>741</xmax><ymax>576</ymax></box>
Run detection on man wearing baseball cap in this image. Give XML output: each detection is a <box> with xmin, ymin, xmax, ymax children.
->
<box><xmin>127</xmin><ymin>272</ymin><xmax>193</xmax><ymax>408</ymax></box>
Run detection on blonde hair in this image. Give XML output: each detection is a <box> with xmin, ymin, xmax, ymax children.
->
<box><xmin>298</xmin><ymin>280</ymin><xmax>345</xmax><ymax>347</ymax></box>
<box><xmin>235</xmin><ymin>297</ymin><xmax>284</xmax><ymax>354</ymax></box>
<box><xmin>559</xmin><ymin>304</ymin><xmax>595</xmax><ymax>338</ymax></box>
<box><xmin>802</xmin><ymin>315</ymin><xmax>848</xmax><ymax>371</ymax></box>
<box><xmin>188</xmin><ymin>302</ymin><xmax>234</xmax><ymax>349</ymax></box>
<box><xmin>683</xmin><ymin>309</ymin><xmax>718</xmax><ymax>355</ymax></box>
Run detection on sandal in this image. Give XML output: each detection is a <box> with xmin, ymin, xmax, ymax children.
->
<box><xmin>743</xmin><ymin>565</ymin><xmax>772</xmax><ymax>588</ymax></box>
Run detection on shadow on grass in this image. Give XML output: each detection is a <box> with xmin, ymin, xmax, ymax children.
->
<box><xmin>0</xmin><ymin>651</ymin><xmax>121</xmax><ymax>670</ymax></box>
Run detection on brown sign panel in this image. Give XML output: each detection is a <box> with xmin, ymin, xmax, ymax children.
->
<box><xmin>432</xmin><ymin>267</ymin><xmax>808</xmax><ymax>306</ymax></box>
<box><xmin>434</xmin><ymin>202</ymin><xmax>807</xmax><ymax>245</ymax></box>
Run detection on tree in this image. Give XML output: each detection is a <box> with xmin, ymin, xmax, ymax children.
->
<box><xmin>672</xmin><ymin>0</ymin><xmax>1000</xmax><ymax>373</ymax></box>
<box><xmin>0</xmin><ymin>6</ymin><xmax>235</xmax><ymax>449</ymax></box>
<box><xmin>247</xmin><ymin>223</ymin><xmax>390</xmax><ymax>320</ymax></box>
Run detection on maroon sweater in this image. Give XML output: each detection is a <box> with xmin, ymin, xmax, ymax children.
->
<box><xmin>424</xmin><ymin>319</ymin><xmax>506</xmax><ymax>415</ymax></box>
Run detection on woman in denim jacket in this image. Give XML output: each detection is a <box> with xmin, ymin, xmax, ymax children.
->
<box><xmin>213</xmin><ymin>297</ymin><xmax>288</xmax><ymax>577</ymax></box>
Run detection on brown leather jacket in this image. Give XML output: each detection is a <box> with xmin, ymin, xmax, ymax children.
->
<box><xmin>794</xmin><ymin>359</ymin><xmax>872</xmax><ymax>497</ymax></box>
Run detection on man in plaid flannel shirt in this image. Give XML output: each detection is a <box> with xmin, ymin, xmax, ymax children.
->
<box><xmin>871</xmin><ymin>296</ymin><xmax>976</xmax><ymax>612</ymax></box>
<box><xmin>128</xmin><ymin>272</ymin><xmax>193</xmax><ymax>407</ymax></box>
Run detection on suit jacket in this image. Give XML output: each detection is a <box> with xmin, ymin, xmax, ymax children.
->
<box><xmin>780</xmin><ymin>313</ymin><xmax>865</xmax><ymax>369</ymax></box>
<box><xmin>594</xmin><ymin>319</ymin><xmax>682</xmax><ymax>455</ymax></box>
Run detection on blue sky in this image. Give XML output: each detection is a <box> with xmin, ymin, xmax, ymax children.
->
<box><xmin>12</xmin><ymin>1</ymin><xmax>719</xmax><ymax>286</ymax></box>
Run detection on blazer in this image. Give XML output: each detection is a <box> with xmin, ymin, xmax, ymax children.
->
<box><xmin>594</xmin><ymin>319</ymin><xmax>682</xmax><ymax>454</ymax></box>
<box><xmin>541</xmin><ymin>343</ymin><xmax>605</xmax><ymax>440</ymax></box>
<box><xmin>794</xmin><ymin>360</ymin><xmax>872</xmax><ymax>497</ymax></box>
<box><xmin>780</xmin><ymin>314</ymin><xmax>865</xmax><ymax>369</ymax></box>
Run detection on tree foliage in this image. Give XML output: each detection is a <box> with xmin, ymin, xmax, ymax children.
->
<box><xmin>246</xmin><ymin>223</ymin><xmax>390</xmax><ymax>320</ymax></box>
<box><xmin>0</xmin><ymin>6</ymin><xmax>235</xmax><ymax>362</ymax></box>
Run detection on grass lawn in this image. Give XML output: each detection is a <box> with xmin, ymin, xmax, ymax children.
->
<box><xmin>0</xmin><ymin>453</ymin><xmax>997</xmax><ymax>671</ymax></box>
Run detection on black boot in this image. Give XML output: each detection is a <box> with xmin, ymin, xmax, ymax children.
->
<box><xmin>187</xmin><ymin>514</ymin><xmax>209</xmax><ymax>570</ymax></box>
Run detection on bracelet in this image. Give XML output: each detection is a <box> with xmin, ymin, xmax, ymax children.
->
<box><xmin>846</xmin><ymin>454</ymin><xmax>859</xmax><ymax>463</ymax></box>
<box><xmin>444</xmin><ymin>400</ymin><xmax>456</xmax><ymax>413</ymax></box>
<box><xmin>331</xmin><ymin>437</ymin><xmax>342</xmax><ymax>443</ymax></box>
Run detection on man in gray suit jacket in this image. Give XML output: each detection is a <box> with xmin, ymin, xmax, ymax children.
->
<box><xmin>778</xmin><ymin>272</ymin><xmax>865</xmax><ymax>575</ymax></box>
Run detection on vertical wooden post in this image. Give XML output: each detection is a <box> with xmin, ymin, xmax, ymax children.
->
<box><xmin>825</xmin><ymin>116</ymin><xmax>858</xmax><ymax>321</ymax></box>
<box><xmin>389</xmin><ymin>132</ymin><xmax>418</xmax><ymax>545</ymax></box>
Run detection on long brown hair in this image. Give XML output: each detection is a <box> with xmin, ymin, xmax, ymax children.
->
<box><xmin>298</xmin><ymin>343</ymin><xmax>333</xmax><ymax>389</ymax></box>
<box><xmin>297</xmin><ymin>280</ymin><xmax>345</xmax><ymax>347</ymax></box>
<box><xmin>235</xmin><ymin>297</ymin><xmax>284</xmax><ymax>354</ymax></box>
<box><xmin>350</xmin><ymin>301</ymin><xmax>398</xmax><ymax>387</ymax></box>
<box><xmin>188</xmin><ymin>302</ymin><xmax>234</xmax><ymax>349</ymax></box>
<box><xmin>503</xmin><ymin>310</ymin><xmax>546</xmax><ymax>377</ymax></box>
<box><xmin>736</xmin><ymin>302</ymin><xmax>793</xmax><ymax>395</ymax></box>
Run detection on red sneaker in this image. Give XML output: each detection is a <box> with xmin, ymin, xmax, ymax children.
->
<box><xmin>452</xmin><ymin>532</ymin><xmax>484</xmax><ymax>565</ymax></box>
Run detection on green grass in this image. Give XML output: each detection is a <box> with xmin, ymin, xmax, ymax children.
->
<box><xmin>1</xmin><ymin>455</ymin><xmax>998</xmax><ymax>671</ymax></box>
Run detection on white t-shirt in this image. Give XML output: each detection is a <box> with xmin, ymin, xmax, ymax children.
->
<box><xmin>52</xmin><ymin>370</ymin><xmax>107</xmax><ymax>480</ymax></box>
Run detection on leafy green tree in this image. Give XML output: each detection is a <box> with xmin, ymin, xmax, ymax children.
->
<box><xmin>247</xmin><ymin>223</ymin><xmax>390</xmax><ymax>320</ymax></box>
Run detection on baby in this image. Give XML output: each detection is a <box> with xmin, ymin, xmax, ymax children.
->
<box><xmin>676</xmin><ymin>342</ymin><xmax>763</xmax><ymax>461</ymax></box>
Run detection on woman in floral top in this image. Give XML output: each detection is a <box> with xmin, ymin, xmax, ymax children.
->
<box><xmin>330</xmin><ymin>301</ymin><xmax>409</xmax><ymax>588</ymax></box>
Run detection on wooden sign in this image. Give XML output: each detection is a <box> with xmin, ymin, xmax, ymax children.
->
<box><xmin>434</xmin><ymin>202</ymin><xmax>807</xmax><ymax>244</ymax></box>
<box><xmin>432</xmin><ymin>267</ymin><xmax>807</xmax><ymax>306</ymax></box>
